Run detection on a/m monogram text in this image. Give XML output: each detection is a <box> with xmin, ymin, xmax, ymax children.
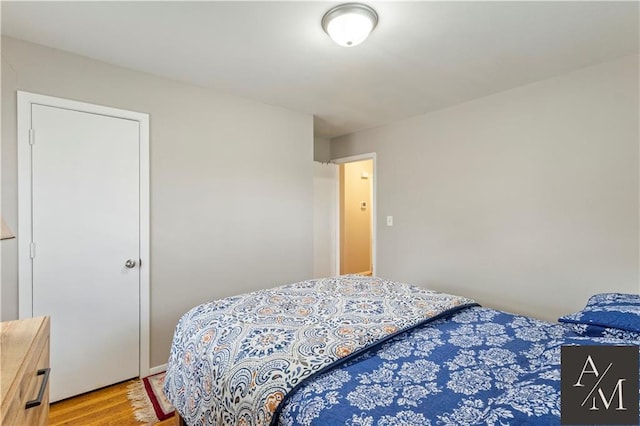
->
<box><xmin>573</xmin><ymin>355</ymin><xmax>626</xmax><ymax>411</ymax></box>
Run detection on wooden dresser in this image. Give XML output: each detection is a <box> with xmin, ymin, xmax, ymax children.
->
<box><xmin>1</xmin><ymin>316</ymin><xmax>51</xmax><ymax>426</ymax></box>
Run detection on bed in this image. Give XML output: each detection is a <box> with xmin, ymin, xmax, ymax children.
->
<box><xmin>163</xmin><ymin>276</ymin><xmax>640</xmax><ymax>425</ymax></box>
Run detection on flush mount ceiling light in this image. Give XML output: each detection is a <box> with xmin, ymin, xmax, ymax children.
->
<box><xmin>322</xmin><ymin>3</ymin><xmax>378</xmax><ymax>47</ymax></box>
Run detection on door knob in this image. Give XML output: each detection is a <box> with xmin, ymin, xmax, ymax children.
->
<box><xmin>125</xmin><ymin>259</ymin><xmax>137</xmax><ymax>268</ymax></box>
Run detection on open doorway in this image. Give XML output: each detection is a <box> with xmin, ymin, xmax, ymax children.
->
<box><xmin>334</xmin><ymin>153</ymin><xmax>376</xmax><ymax>276</ymax></box>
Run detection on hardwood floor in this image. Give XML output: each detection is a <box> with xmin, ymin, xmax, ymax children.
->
<box><xmin>49</xmin><ymin>380</ymin><xmax>176</xmax><ymax>426</ymax></box>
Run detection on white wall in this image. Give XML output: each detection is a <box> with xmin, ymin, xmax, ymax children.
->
<box><xmin>1</xmin><ymin>36</ymin><xmax>314</xmax><ymax>367</ymax></box>
<box><xmin>313</xmin><ymin>162</ymin><xmax>337</xmax><ymax>278</ymax></box>
<box><xmin>332</xmin><ymin>55</ymin><xmax>639</xmax><ymax>322</ymax></box>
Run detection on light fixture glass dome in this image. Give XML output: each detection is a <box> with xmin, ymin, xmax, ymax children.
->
<box><xmin>322</xmin><ymin>3</ymin><xmax>378</xmax><ymax>47</ymax></box>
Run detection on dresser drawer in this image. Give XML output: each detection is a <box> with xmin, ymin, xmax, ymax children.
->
<box><xmin>1</xmin><ymin>317</ymin><xmax>51</xmax><ymax>426</ymax></box>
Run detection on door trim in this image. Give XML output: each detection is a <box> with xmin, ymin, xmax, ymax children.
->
<box><xmin>17</xmin><ymin>91</ymin><xmax>151</xmax><ymax>378</ymax></box>
<box><xmin>332</xmin><ymin>153</ymin><xmax>377</xmax><ymax>277</ymax></box>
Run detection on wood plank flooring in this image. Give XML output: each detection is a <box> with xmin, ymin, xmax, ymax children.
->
<box><xmin>49</xmin><ymin>380</ymin><xmax>176</xmax><ymax>426</ymax></box>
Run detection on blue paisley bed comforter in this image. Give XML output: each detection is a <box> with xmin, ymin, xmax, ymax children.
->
<box><xmin>164</xmin><ymin>276</ymin><xmax>640</xmax><ymax>426</ymax></box>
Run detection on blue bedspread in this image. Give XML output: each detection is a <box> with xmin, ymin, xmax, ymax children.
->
<box><xmin>277</xmin><ymin>306</ymin><xmax>640</xmax><ymax>426</ymax></box>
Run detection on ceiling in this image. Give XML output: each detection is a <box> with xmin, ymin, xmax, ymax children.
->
<box><xmin>2</xmin><ymin>1</ymin><xmax>638</xmax><ymax>139</ymax></box>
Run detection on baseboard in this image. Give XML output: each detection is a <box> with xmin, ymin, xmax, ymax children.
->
<box><xmin>148</xmin><ymin>364</ymin><xmax>168</xmax><ymax>376</ymax></box>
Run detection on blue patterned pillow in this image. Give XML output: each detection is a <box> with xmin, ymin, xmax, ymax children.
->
<box><xmin>558</xmin><ymin>293</ymin><xmax>640</xmax><ymax>333</ymax></box>
<box><xmin>563</xmin><ymin>322</ymin><xmax>640</xmax><ymax>340</ymax></box>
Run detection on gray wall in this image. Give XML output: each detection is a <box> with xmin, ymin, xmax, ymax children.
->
<box><xmin>1</xmin><ymin>36</ymin><xmax>314</xmax><ymax>367</ymax></box>
<box><xmin>313</xmin><ymin>137</ymin><xmax>331</xmax><ymax>163</ymax></box>
<box><xmin>332</xmin><ymin>55</ymin><xmax>640</xmax><ymax>322</ymax></box>
<box><xmin>313</xmin><ymin>162</ymin><xmax>337</xmax><ymax>278</ymax></box>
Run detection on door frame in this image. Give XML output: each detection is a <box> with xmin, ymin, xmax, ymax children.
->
<box><xmin>332</xmin><ymin>152</ymin><xmax>377</xmax><ymax>276</ymax></box>
<box><xmin>16</xmin><ymin>91</ymin><xmax>151</xmax><ymax>378</ymax></box>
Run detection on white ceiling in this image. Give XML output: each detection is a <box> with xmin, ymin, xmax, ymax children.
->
<box><xmin>2</xmin><ymin>1</ymin><xmax>638</xmax><ymax>139</ymax></box>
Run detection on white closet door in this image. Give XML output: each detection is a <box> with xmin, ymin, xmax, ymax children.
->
<box><xmin>31</xmin><ymin>104</ymin><xmax>140</xmax><ymax>402</ymax></box>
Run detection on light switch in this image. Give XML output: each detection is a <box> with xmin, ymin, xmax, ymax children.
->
<box><xmin>386</xmin><ymin>216</ymin><xmax>393</xmax><ymax>226</ymax></box>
